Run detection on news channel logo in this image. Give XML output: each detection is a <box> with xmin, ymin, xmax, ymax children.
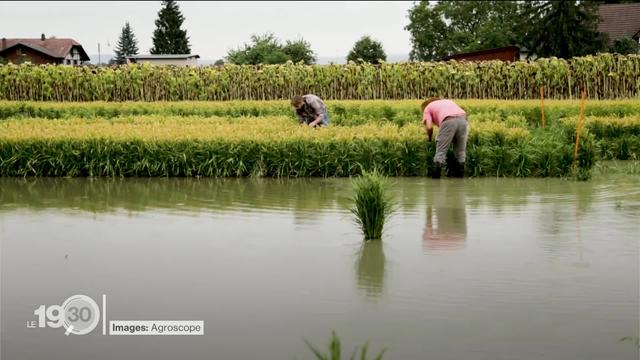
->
<box><xmin>31</xmin><ymin>294</ymin><xmax>102</xmax><ymax>336</ymax></box>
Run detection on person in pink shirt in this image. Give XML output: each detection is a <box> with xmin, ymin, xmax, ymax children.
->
<box><xmin>422</xmin><ymin>97</ymin><xmax>469</xmax><ymax>178</ymax></box>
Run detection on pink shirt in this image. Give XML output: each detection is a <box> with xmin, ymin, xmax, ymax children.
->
<box><xmin>423</xmin><ymin>99</ymin><xmax>466</xmax><ymax>128</ymax></box>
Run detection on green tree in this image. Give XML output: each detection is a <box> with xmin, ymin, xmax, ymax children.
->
<box><xmin>347</xmin><ymin>35</ymin><xmax>387</xmax><ymax>64</ymax></box>
<box><xmin>226</xmin><ymin>32</ymin><xmax>315</xmax><ymax>65</ymax></box>
<box><xmin>150</xmin><ymin>0</ymin><xmax>191</xmax><ymax>54</ymax></box>
<box><xmin>523</xmin><ymin>1</ymin><xmax>608</xmax><ymax>59</ymax></box>
<box><xmin>282</xmin><ymin>39</ymin><xmax>316</xmax><ymax>64</ymax></box>
<box><xmin>226</xmin><ymin>33</ymin><xmax>285</xmax><ymax>64</ymax></box>
<box><xmin>609</xmin><ymin>37</ymin><xmax>640</xmax><ymax>54</ymax></box>
<box><xmin>406</xmin><ymin>1</ymin><xmax>525</xmax><ymax>61</ymax></box>
<box><xmin>214</xmin><ymin>59</ymin><xmax>225</xmax><ymax>66</ymax></box>
<box><xmin>114</xmin><ymin>22</ymin><xmax>139</xmax><ymax>64</ymax></box>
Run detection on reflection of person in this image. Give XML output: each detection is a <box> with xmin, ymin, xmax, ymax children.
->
<box><xmin>422</xmin><ymin>181</ymin><xmax>467</xmax><ymax>251</ymax></box>
<box><xmin>291</xmin><ymin>94</ymin><xmax>330</xmax><ymax>128</ymax></box>
<box><xmin>422</xmin><ymin>97</ymin><xmax>469</xmax><ymax>178</ymax></box>
<box><xmin>355</xmin><ymin>241</ymin><xmax>385</xmax><ymax>299</ymax></box>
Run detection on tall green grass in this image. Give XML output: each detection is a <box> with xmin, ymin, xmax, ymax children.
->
<box><xmin>350</xmin><ymin>170</ymin><xmax>394</xmax><ymax>240</ymax></box>
<box><xmin>304</xmin><ymin>331</ymin><xmax>386</xmax><ymax>360</ymax></box>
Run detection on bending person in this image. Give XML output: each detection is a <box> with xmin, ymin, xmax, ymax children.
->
<box><xmin>291</xmin><ymin>94</ymin><xmax>330</xmax><ymax>128</ymax></box>
<box><xmin>422</xmin><ymin>97</ymin><xmax>469</xmax><ymax>178</ymax></box>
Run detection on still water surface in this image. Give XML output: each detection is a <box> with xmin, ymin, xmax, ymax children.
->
<box><xmin>1</xmin><ymin>177</ymin><xmax>638</xmax><ymax>360</ymax></box>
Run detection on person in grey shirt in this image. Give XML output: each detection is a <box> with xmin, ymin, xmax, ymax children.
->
<box><xmin>291</xmin><ymin>94</ymin><xmax>330</xmax><ymax>127</ymax></box>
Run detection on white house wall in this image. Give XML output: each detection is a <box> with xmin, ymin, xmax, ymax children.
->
<box><xmin>134</xmin><ymin>58</ymin><xmax>198</xmax><ymax>67</ymax></box>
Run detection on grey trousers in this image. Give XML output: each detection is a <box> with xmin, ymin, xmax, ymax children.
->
<box><xmin>434</xmin><ymin>116</ymin><xmax>468</xmax><ymax>164</ymax></box>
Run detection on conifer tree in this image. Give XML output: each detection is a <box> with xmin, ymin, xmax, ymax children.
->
<box><xmin>150</xmin><ymin>0</ymin><xmax>191</xmax><ymax>54</ymax></box>
<box><xmin>114</xmin><ymin>22</ymin><xmax>139</xmax><ymax>64</ymax></box>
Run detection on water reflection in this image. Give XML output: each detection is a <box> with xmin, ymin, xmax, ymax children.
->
<box><xmin>422</xmin><ymin>181</ymin><xmax>467</xmax><ymax>252</ymax></box>
<box><xmin>0</xmin><ymin>177</ymin><xmax>352</xmax><ymax>216</ymax></box>
<box><xmin>355</xmin><ymin>241</ymin><xmax>386</xmax><ymax>299</ymax></box>
<box><xmin>1</xmin><ymin>176</ymin><xmax>638</xmax><ymax>360</ymax></box>
<box><xmin>1</xmin><ymin>176</ymin><xmax>638</xmax><ymax>233</ymax></box>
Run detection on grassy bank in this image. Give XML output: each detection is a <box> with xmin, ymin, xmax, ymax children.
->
<box><xmin>0</xmin><ymin>116</ymin><xmax>594</xmax><ymax>178</ymax></box>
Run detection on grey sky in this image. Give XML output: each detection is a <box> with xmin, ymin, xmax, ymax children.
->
<box><xmin>0</xmin><ymin>1</ymin><xmax>415</xmax><ymax>62</ymax></box>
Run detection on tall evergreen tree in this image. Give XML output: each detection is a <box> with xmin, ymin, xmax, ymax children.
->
<box><xmin>523</xmin><ymin>0</ymin><xmax>608</xmax><ymax>59</ymax></box>
<box><xmin>150</xmin><ymin>0</ymin><xmax>191</xmax><ymax>54</ymax></box>
<box><xmin>114</xmin><ymin>22</ymin><xmax>139</xmax><ymax>64</ymax></box>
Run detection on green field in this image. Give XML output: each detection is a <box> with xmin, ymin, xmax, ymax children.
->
<box><xmin>1</xmin><ymin>99</ymin><xmax>616</xmax><ymax>178</ymax></box>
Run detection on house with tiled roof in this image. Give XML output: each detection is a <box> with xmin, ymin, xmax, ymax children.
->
<box><xmin>598</xmin><ymin>3</ymin><xmax>640</xmax><ymax>45</ymax></box>
<box><xmin>0</xmin><ymin>34</ymin><xmax>90</xmax><ymax>65</ymax></box>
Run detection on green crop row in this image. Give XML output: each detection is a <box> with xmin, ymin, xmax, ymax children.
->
<box><xmin>560</xmin><ymin>116</ymin><xmax>640</xmax><ymax>160</ymax></box>
<box><xmin>2</xmin><ymin>99</ymin><xmax>639</xmax><ymax>128</ymax></box>
<box><xmin>0</xmin><ymin>54</ymin><xmax>639</xmax><ymax>101</ymax></box>
<box><xmin>0</xmin><ymin>116</ymin><xmax>594</xmax><ymax>178</ymax></box>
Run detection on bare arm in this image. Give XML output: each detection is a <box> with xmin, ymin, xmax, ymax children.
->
<box><xmin>423</xmin><ymin>110</ymin><xmax>434</xmax><ymax>141</ymax></box>
<box><xmin>308</xmin><ymin>114</ymin><xmax>324</xmax><ymax>127</ymax></box>
<box><xmin>426</xmin><ymin>124</ymin><xmax>434</xmax><ymax>142</ymax></box>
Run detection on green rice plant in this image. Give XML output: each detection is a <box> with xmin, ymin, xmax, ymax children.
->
<box><xmin>304</xmin><ymin>331</ymin><xmax>386</xmax><ymax>360</ymax></box>
<box><xmin>0</xmin><ymin>116</ymin><xmax>594</xmax><ymax>178</ymax></box>
<box><xmin>2</xmin><ymin>100</ymin><xmax>640</xmax><ymax>131</ymax></box>
<box><xmin>350</xmin><ymin>170</ymin><xmax>394</xmax><ymax>240</ymax></box>
<box><xmin>560</xmin><ymin>115</ymin><xmax>640</xmax><ymax>160</ymax></box>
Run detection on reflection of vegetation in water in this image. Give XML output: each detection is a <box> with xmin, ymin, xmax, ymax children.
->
<box><xmin>355</xmin><ymin>241</ymin><xmax>385</xmax><ymax>298</ymax></box>
<box><xmin>2</xmin><ymin>169</ymin><xmax>638</xmax><ymax>221</ymax></box>
<box><xmin>619</xmin><ymin>336</ymin><xmax>640</xmax><ymax>348</ymax></box>
<box><xmin>538</xmin><ymin>161</ymin><xmax>640</xmax><ymax>242</ymax></box>
<box><xmin>350</xmin><ymin>170</ymin><xmax>394</xmax><ymax>240</ymax></box>
<box><xmin>304</xmin><ymin>331</ymin><xmax>386</xmax><ymax>360</ymax></box>
<box><xmin>0</xmin><ymin>177</ymin><xmax>352</xmax><ymax>216</ymax></box>
<box><xmin>593</xmin><ymin>160</ymin><xmax>640</xmax><ymax>176</ymax></box>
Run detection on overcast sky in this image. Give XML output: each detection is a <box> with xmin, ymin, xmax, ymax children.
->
<box><xmin>0</xmin><ymin>1</ymin><xmax>416</xmax><ymax>62</ymax></box>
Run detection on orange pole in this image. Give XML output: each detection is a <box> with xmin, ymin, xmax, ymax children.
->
<box><xmin>540</xmin><ymin>85</ymin><xmax>545</xmax><ymax>128</ymax></box>
<box><xmin>574</xmin><ymin>90</ymin><xmax>587</xmax><ymax>163</ymax></box>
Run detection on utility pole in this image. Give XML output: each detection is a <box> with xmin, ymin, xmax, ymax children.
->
<box><xmin>98</xmin><ymin>42</ymin><xmax>101</xmax><ymax>65</ymax></box>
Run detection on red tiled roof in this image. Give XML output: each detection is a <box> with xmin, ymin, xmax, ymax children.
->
<box><xmin>441</xmin><ymin>46</ymin><xmax>520</xmax><ymax>61</ymax></box>
<box><xmin>598</xmin><ymin>3</ymin><xmax>640</xmax><ymax>44</ymax></box>
<box><xmin>0</xmin><ymin>38</ymin><xmax>89</xmax><ymax>60</ymax></box>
